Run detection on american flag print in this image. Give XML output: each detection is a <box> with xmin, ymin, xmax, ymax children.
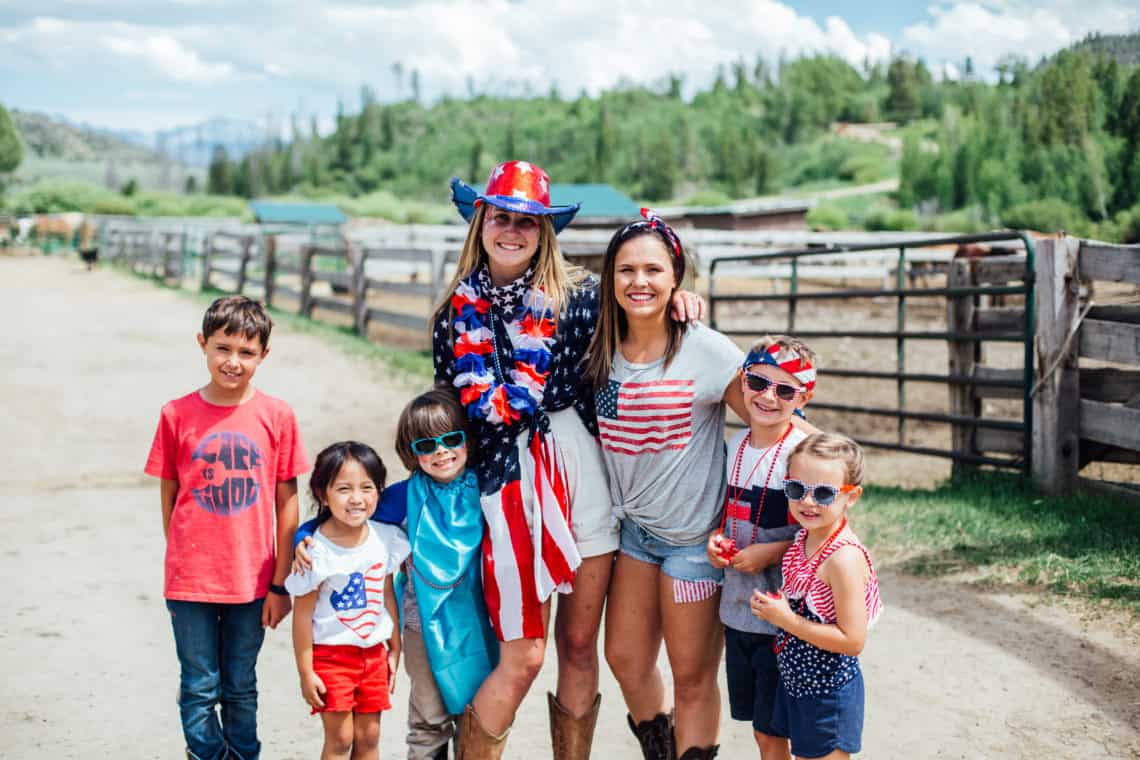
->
<box><xmin>330</xmin><ymin>561</ymin><xmax>386</xmax><ymax>641</ymax></box>
<box><xmin>597</xmin><ymin>379</ymin><xmax>695</xmax><ymax>456</ymax></box>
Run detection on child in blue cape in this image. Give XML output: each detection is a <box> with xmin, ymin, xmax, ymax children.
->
<box><xmin>295</xmin><ymin>387</ymin><xmax>498</xmax><ymax>760</ymax></box>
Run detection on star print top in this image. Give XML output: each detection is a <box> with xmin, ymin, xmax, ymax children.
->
<box><xmin>285</xmin><ymin>522</ymin><xmax>410</xmax><ymax>648</ymax></box>
<box><xmin>433</xmin><ymin>272</ymin><xmax>601</xmax><ymax>496</ymax></box>
<box><xmin>774</xmin><ymin>527</ymin><xmax>883</xmax><ymax>697</ymax></box>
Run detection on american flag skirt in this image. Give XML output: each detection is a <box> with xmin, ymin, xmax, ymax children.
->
<box><xmin>481</xmin><ymin>429</ymin><xmax>582</xmax><ymax>641</ymax></box>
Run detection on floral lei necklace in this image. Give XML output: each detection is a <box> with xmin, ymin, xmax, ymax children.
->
<box><xmin>450</xmin><ymin>270</ymin><xmax>557</xmax><ymax>426</ymax></box>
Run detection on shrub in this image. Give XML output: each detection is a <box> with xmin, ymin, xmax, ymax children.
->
<box><xmin>864</xmin><ymin>205</ymin><xmax>919</xmax><ymax>231</ymax></box>
<box><xmin>837</xmin><ymin>154</ymin><xmax>883</xmax><ymax>185</ymax></box>
<box><xmin>926</xmin><ymin>206</ymin><xmax>989</xmax><ymax>234</ymax></box>
<box><xmin>681</xmin><ymin>189</ymin><xmax>731</xmax><ymax>207</ymax></box>
<box><xmin>999</xmin><ymin>197</ymin><xmax>1084</xmax><ymax>233</ymax></box>
<box><xmin>1114</xmin><ymin>203</ymin><xmax>1140</xmax><ymax>244</ymax></box>
<box><xmin>806</xmin><ymin>203</ymin><xmax>849</xmax><ymax>231</ymax></box>
<box><xmin>90</xmin><ymin>196</ymin><xmax>137</xmax><ymax>215</ymax></box>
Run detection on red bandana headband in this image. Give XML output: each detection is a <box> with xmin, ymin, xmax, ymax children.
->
<box><xmin>743</xmin><ymin>344</ymin><xmax>816</xmax><ymax>391</ymax></box>
<box><xmin>616</xmin><ymin>207</ymin><xmax>683</xmax><ymax>258</ymax></box>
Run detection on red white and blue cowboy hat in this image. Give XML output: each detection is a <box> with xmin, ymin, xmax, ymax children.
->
<box><xmin>450</xmin><ymin>160</ymin><xmax>580</xmax><ymax>233</ymax></box>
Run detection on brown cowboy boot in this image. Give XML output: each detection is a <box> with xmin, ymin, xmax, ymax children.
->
<box><xmin>548</xmin><ymin>692</ymin><xmax>602</xmax><ymax>760</ymax></box>
<box><xmin>626</xmin><ymin>712</ymin><xmax>675</xmax><ymax>760</ymax></box>
<box><xmin>455</xmin><ymin>705</ymin><xmax>509</xmax><ymax>760</ymax></box>
<box><xmin>676</xmin><ymin>745</ymin><xmax>719</xmax><ymax>760</ymax></box>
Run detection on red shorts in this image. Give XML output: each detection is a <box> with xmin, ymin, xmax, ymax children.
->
<box><xmin>311</xmin><ymin>643</ymin><xmax>391</xmax><ymax>714</ymax></box>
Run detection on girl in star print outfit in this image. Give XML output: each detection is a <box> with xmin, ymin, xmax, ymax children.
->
<box><xmin>434</xmin><ymin>161</ymin><xmax>703</xmax><ymax>759</ymax></box>
<box><xmin>750</xmin><ymin>433</ymin><xmax>883</xmax><ymax>760</ymax></box>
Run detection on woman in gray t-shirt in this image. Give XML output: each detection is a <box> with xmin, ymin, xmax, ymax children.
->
<box><xmin>582</xmin><ymin>212</ymin><xmax>749</xmax><ymax>760</ymax></box>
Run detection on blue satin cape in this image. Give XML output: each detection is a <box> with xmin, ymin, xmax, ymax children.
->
<box><xmin>406</xmin><ymin>470</ymin><xmax>498</xmax><ymax>714</ymax></box>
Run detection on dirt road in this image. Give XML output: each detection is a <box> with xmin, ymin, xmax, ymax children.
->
<box><xmin>1</xmin><ymin>255</ymin><xmax>1137</xmax><ymax>759</ymax></box>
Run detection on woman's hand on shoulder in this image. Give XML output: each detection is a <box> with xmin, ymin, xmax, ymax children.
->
<box><xmin>669</xmin><ymin>289</ymin><xmax>705</xmax><ymax>323</ymax></box>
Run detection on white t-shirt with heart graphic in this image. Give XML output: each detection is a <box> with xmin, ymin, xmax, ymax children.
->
<box><xmin>285</xmin><ymin>521</ymin><xmax>410</xmax><ymax>647</ymax></box>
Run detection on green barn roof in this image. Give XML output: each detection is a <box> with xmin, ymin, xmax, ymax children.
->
<box><xmin>550</xmin><ymin>184</ymin><xmax>640</xmax><ymax>219</ymax></box>
<box><xmin>249</xmin><ymin>200</ymin><xmax>347</xmax><ymax>225</ymax></box>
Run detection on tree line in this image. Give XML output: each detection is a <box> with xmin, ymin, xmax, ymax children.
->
<box><xmin>199</xmin><ymin>40</ymin><xmax>1140</xmax><ymax>239</ymax></box>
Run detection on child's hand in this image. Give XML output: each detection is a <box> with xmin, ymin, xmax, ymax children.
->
<box><xmin>730</xmin><ymin>542</ymin><xmax>781</xmax><ymax>574</ymax></box>
<box><xmin>262</xmin><ymin>592</ymin><xmax>292</xmax><ymax>629</ymax></box>
<box><xmin>706</xmin><ymin>532</ymin><xmax>736</xmax><ymax>569</ymax></box>
<box><xmin>387</xmin><ymin>643</ymin><xmax>401</xmax><ymax>694</ymax></box>
<box><xmin>292</xmin><ymin>537</ymin><xmax>315</xmax><ymax>575</ymax></box>
<box><xmin>300</xmin><ymin>670</ymin><xmax>326</xmax><ymax>710</ymax></box>
<box><xmin>750</xmin><ymin>589</ymin><xmax>794</xmax><ymax>628</ymax></box>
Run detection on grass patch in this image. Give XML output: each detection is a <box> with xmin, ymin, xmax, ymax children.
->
<box><xmin>858</xmin><ymin>471</ymin><xmax>1140</xmax><ymax>614</ymax></box>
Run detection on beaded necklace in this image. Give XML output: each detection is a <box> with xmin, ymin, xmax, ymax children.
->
<box><xmin>720</xmin><ymin>425</ymin><xmax>793</xmax><ymax>547</ymax></box>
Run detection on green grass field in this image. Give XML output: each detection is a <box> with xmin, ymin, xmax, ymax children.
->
<box><xmin>859</xmin><ymin>472</ymin><xmax>1140</xmax><ymax>614</ymax></box>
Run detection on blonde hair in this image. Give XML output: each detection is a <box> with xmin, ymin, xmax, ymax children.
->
<box><xmin>746</xmin><ymin>334</ymin><xmax>820</xmax><ymax>372</ymax></box>
<box><xmin>788</xmin><ymin>432</ymin><xmax>865</xmax><ymax>486</ymax></box>
<box><xmin>431</xmin><ymin>203</ymin><xmax>587</xmax><ymax>329</ymax></box>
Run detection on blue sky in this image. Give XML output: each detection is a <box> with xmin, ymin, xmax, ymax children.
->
<box><xmin>0</xmin><ymin>1</ymin><xmax>1135</xmax><ymax>134</ymax></box>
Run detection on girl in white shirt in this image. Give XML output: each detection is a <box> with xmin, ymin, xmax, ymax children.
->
<box><xmin>286</xmin><ymin>441</ymin><xmax>410</xmax><ymax>760</ymax></box>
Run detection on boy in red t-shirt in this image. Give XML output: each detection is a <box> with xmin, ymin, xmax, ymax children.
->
<box><xmin>145</xmin><ymin>295</ymin><xmax>309</xmax><ymax>760</ymax></box>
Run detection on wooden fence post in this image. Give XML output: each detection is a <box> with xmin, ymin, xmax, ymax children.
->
<box><xmin>351</xmin><ymin>245</ymin><xmax>368</xmax><ymax>336</ymax></box>
<box><xmin>201</xmin><ymin>234</ymin><xmax>213</xmax><ymax>291</ymax></box>
<box><xmin>161</xmin><ymin>232</ymin><xmax>176</xmax><ymax>280</ymax></box>
<box><xmin>299</xmin><ymin>244</ymin><xmax>314</xmax><ymax>317</ymax></box>
<box><xmin>236</xmin><ymin>235</ymin><xmax>253</xmax><ymax>295</ymax></box>
<box><xmin>1032</xmin><ymin>236</ymin><xmax>1082</xmax><ymax>494</ymax></box>
<box><xmin>430</xmin><ymin>248</ymin><xmax>449</xmax><ymax>304</ymax></box>
<box><xmin>263</xmin><ymin>234</ymin><xmax>277</xmax><ymax>308</ymax></box>
<box><xmin>947</xmin><ymin>259</ymin><xmax>980</xmax><ymax>478</ymax></box>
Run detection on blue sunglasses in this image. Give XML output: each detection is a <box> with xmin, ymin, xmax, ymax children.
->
<box><xmin>410</xmin><ymin>430</ymin><xmax>466</xmax><ymax>456</ymax></box>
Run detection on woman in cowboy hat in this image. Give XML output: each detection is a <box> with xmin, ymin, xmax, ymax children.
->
<box><xmin>432</xmin><ymin>161</ymin><xmax>701</xmax><ymax>759</ymax></box>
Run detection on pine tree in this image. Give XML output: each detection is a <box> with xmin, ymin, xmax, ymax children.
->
<box><xmin>0</xmin><ymin>103</ymin><xmax>21</xmax><ymax>175</ymax></box>
<box><xmin>207</xmin><ymin>145</ymin><xmax>232</xmax><ymax>195</ymax></box>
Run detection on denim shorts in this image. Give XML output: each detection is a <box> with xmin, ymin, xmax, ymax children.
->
<box><xmin>618</xmin><ymin>519</ymin><xmax>724</xmax><ymax>584</ymax></box>
<box><xmin>725</xmin><ymin>628</ymin><xmax>781</xmax><ymax>735</ymax></box>
<box><xmin>771</xmin><ymin>670</ymin><xmax>864</xmax><ymax>758</ymax></box>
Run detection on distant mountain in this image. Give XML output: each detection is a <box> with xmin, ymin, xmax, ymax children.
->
<box><xmin>12</xmin><ymin>109</ymin><xmax>163</xmax><ymax>163</ymax></box>
<box><xmin>154</xmin><ymin>117</ymin><xmax>273</xmax><ymax>168</ymax></box>
<box><xmin>1070</xmin><ymin>31</ymin><xmax>1140</xmax><ymax>66</ymax></box>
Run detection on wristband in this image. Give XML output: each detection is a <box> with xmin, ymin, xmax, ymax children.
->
<box><xmin>268</xmin><ymin>583</ymin><xmax>289</xmax><ymax>597</ymax></box>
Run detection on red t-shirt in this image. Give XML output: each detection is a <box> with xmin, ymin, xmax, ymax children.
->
<box><xmin>145</xmin><ymin>389</ymin><xmax>309</xmax><ymax>603</ymax></box>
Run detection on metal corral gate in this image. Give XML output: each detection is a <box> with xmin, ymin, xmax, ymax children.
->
<box><xmin>708</xmin><ymin>232</ymin><xmax>1037</xmax><ymax>474</ymax></box>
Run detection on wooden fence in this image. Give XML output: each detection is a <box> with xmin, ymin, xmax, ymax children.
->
<box><xmin>1033</xmin><ymin>237</ymin><xmax>1140</xmax><ymax>497</ymax></box>
<box><xmin>944</xmin><ymin>253</ymin><xmax>1032</xmax><ymax>473</ymax></box>
<box><xmin>85</xmin><ymin>218</ymin><xmax>1137</xmax><ymax>495</ymax></box>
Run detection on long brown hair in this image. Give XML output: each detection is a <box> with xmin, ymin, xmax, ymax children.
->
<box><xmin>431</xmin><ymin>203</ymin><xmax>587</xmax><ymax>330</ymax></box>
<box><xmin>582</xmin><ymin>223</ymin><xmax>689</xmax><ymax>389</ymax></box>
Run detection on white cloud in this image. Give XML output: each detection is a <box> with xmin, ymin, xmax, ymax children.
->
<box><xmin>901</xmin><ymin>1</ymin><xmax>1140</xmax><ymax>69</ymax></box>
<box><xmin>319</xmin><ymin>0</ymin><xmax>894</xmax><ymax>99</ymax></box>
<box><xmin>102</xmin><ymin>32</ymin><xmax>234</xmax><ymax>83</ymax></box>
<box><xmin>2</xmin><ymin>1</ymin><xmax>1136</xmax><ymax>132</ymax></box>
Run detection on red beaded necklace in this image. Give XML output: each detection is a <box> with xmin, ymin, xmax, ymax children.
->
<box><xmin>720</xmin><ymin>425</ymin><xmax>793</xmax><ymax>547</ymax></box>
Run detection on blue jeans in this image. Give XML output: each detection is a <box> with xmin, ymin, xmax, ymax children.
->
<box><xmin>167</xmin><ymin>599</ymin><xmax>266</xmax><ymax>760</ymax></box>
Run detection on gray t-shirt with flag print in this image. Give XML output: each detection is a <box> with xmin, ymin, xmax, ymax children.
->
<box><xmin>596</xmin><ymin>322</ymin><xmax>743</xmax><ymax>545</ymax></box>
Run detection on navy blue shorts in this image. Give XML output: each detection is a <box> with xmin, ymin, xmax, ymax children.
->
<box><xmin>771</xmin><ymin>671</ymin><xmax>864</xmax><ymax>758</ymax></box>
<box><xmin>724</xmin><ymin>627</ymin><xmax>781</xmax><ymax>735</ymax></box>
